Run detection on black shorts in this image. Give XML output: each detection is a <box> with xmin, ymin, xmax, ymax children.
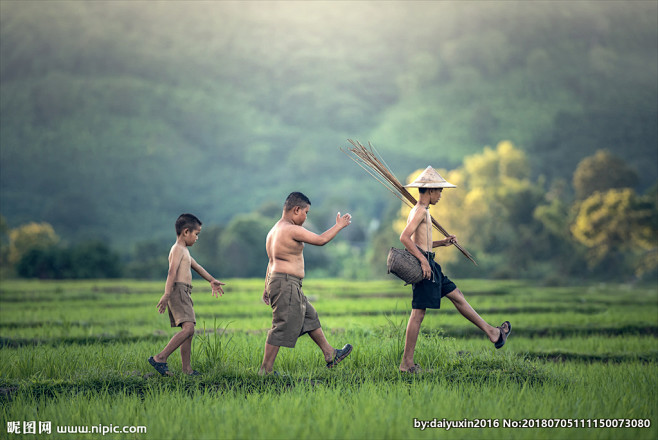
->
<box><xmin>411</xmin><ymin>254</ymin><xmax>457</xmax><ymax>309</ymax></box>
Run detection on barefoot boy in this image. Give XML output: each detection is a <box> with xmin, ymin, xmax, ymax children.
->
<box><xmin>259</xmin><ymin>192</ymin><xmax>353</xmax><ymax>375</ymax></box>
<box><xmin>399</xmin><ymin>167</ymin><xmax>511</xmax><ymax>373</ymax></box>
<box><xmin>148</xmin><ymin>213</ymin><xmax>225</xmax><ymax>376</ymax></box>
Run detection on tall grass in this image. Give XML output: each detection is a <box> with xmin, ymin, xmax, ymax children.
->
<box><xmin>1</xmin><ymin>279</ymin><xmax>656</xmax><ymax>439</ymax></box>
<box><xmin>3</xmin><ymin>367</ymin><xmax>655</xmax><ymax>440</ymax></box>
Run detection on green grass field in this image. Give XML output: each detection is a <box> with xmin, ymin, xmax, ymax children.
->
<box><xmin>1</xmin><ymin>278</ymin><xmax>657</xmax><ymax>439</ymax></box>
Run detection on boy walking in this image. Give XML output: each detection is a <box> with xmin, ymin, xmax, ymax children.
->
<box><xmin>259</xmin><ymin>192</ymin><xmax>353</xmax><ymax>375</ymax></box>
<box><xmin>148</xmin><ymin>213</ymin><xmax>225</xmax><ymax>376</ymax></box>
<box><xmin>399</xmin><ymin>167</ymin><xmax>511</xmax><ymax>373</ymax></box>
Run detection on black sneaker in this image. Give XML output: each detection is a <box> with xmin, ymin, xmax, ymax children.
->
<box><xmin>326</xmin><ymin>344</ymin><xmax>353</xmax><ymax>368</ymax></box>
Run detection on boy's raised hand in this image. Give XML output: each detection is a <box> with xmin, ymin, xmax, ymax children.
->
<box><xmin>336</xmin><ymin>212</ymin><xmax>352</xmax><ymax>229</ymax></box>
<box><xmin>211</xmin><ymin>279</ymin><xmax>225</xmax><ymax>298</ymax></box>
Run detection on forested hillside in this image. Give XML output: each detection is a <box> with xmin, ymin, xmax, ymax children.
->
<box><xmin>1</xmin><ymin>1</ymin><xmax>656</xmax><ymax>250</ymax></box>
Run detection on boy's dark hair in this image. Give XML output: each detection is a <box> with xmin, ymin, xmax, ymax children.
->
<box><xmin>175</xmin><ymin>213</ymin><xmax>202</xmax><ymax>236</ymax></box>
<box><xmin>284</xmin><ymin>192</ymin><xmax>311</xmax><ymax>212</ymax></box>
<box><xmin>418</xmin><ymin>187</ymin><xmax>442</xmax><ymax>194</ymax></box>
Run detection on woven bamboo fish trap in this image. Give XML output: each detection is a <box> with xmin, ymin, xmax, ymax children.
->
<box><xmin>386</xmin><ymin>247</ymin><xmax>425</xmax><ymax>285</ymax></box>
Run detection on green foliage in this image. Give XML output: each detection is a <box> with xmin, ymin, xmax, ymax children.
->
<box><xmin>573</xmin><ymin>150</ymin><xmax>639</xmax><ymax>200</ymax></box>
<box><xmin>8</xmin><ymin>222</ymin><xmax>59</xmax><ymax>266</ymax></box>
<box><xmin>189</xmin><ymin>225</ymin><xmax>224</xmax><ymax>279</ymax></box>
<box><xmin>532</xmin><ymin>198</ymin><xmax>586</xmax><ymax>276</ymax></box>
<box><xmin>15</xmin><ymin>241</ymin><xmax>122</xmax><ymax>279</ymax></box>
<box><xmin>1</xmin><ymin>1</ymin><xmax>656</xmax><ymax>250</ymax></box>
<box><xmin>366</xmin><ymin>213</ymin><xmax>401</xmax><ymax>279</ymax></box>
<box><xmin>571</xmin><ymin>188</ymin><xmax>657</xmax><ymax>276</ymax></box>
<box><xmin>217</xmin><ymin>213</ymin><xmax>271</xmax><ymax>278</ymax></box>
<box><xmin>16</xmin><ymin>247</ymin><xmax>70</xmax><ymax>280</ymax></box>
<box><xmin>69</xmin><ymin>241</ymin><xmax>123</xmax><ymax>279</ymax></box>
<box><xmin>0</xmin><ymin>215</ymin><xmax>9</xmax><ymax>275</ymax></box>
<box><xmin>123</xmin><ymin>239</ymin><xmax>169</xmax><ymax>280</ymax></box>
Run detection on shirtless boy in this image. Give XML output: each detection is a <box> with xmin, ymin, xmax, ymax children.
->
<box><xmin>259</xmin><ymin>192</ymin><xmax>353</xmax><ymax>375</ymax></box>
<box><xmin>399</xmin><ymin>167</ymin><xmax>511</xmax><ymax>373</ymax></box>
<box><xmin>148</xmin><ymin>213</ymin><xmax>225</xmax><ymax>376</ymax></box>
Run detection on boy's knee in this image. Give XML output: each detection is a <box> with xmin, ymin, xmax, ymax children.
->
<box><xmin>447</xmin><ymin>288</ymin><xmax>463</xmax><ymax>300</ymax></box>
<box><xmin>447</xmin><ymin>289</ymin><xmax>468</xmax><ymax>307</ymax></box>
<box><xmin>181</xmin><ymin>322</ymin><xmax>195</xmax><ymax>338</ymax></box>
<box><xmin>411</xmin><ymin>309</ymin><xmax>426</xmax><ymax>321</ymax></box>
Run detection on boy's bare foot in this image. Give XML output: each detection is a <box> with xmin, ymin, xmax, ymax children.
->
<box><xmin>400</xmin><ymin>364</ymin><xmax>432</xmax><ymax>374</ymax></box>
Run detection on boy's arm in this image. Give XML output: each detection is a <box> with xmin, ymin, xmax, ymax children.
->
<box><xmin>191</xmin><ymin>257</ymin><xmax>225</xmax><ymax>298</ymax></box>
<box><xmin>291</xmin><ymin>212</ymin><xmax>351</xmax><ymax>246</ymax></box>
<box><xmin>263</xmin><ymin>231</ymin><xmax>273</xmax><ymax>305</ymax></box>
<box><xmin>432</xmin><ymin>235</ymin><xmax>457</xmax><ymax>248</ymax></box>
<box><xmin>263</xmin><ymin>260</ymin><xmax>271</xmax><ymax>305</ymax></box>
<box><xmin>400</xmin><ymin>209</ymin><xmax>432</xmax><ymax>280</ymax></box>
<box><xmin>157</xmin><ymin>247</ymin><xmax>184</xmax><ymax>314</ymax></box>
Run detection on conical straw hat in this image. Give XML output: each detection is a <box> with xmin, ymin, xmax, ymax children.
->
<box><xmin>404</xmin><ymin>166</ymin><xmax>456</xmax><ymax>188</ymax></box>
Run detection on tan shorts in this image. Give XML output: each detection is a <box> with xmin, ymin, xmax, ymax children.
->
<box><xmin>266</xmin><ymin>273</ymin><xmax>321</xmax><ymax>348</ymax></box>
<box><xmin>168</xmin><ymin>282</ymin><xmax>195</xmax><ymax>327</ymax></box>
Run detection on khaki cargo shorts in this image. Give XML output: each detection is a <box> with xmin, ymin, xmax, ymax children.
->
<box><xmin>266</xmin><ymin>273</ymin><xmax>321</xmax><ymax>348</ymax></box>
<box><xmin>168</xmin><ymin>282</ymin><xmax>196</xmax><ymax>327</ymax></box>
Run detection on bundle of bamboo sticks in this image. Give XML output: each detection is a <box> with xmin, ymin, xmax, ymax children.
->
<box><xmin>342</xmin><ymin>139</ymin><xmax>477</xmax><ymax>266</ymax></box>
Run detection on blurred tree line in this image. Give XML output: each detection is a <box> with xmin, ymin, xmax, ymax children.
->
<box><xmin>1</xmin><ymin>2</ymin><xmax>656</xmax><ymax>282</ymax></box>
<box><xmin>1</xmin><ymin>1</ymin><xmax>656</xmax><ymax>252</ymax></box>
<box><xmin>0</xmin><ymin>219</ymin><xmax>121</xmax><ymax>279</ymax></box>
<box><xmin>3</xmin><ymin>145</ymin><xmax>655</xmax><ymax>282</ymax></box>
